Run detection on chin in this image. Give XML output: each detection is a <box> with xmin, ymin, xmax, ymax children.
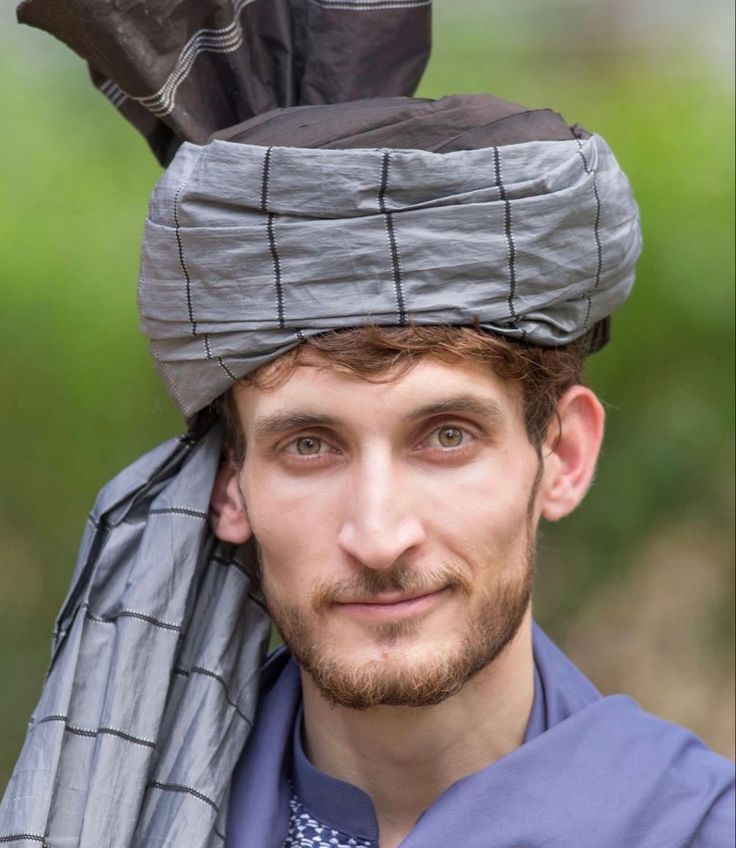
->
<box><xmin>293</xmin><ymin>620</ymin><xmax>519</xmax><ymax>710</ymax></box>
<box><xmin>267</xmin><ymin>554</ymin><xmax>534</xmax><ymax>710</ymax></box>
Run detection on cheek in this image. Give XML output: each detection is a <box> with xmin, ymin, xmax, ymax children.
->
<box><xmin>419</xmin><ymin>453</ymin><xmax>536</xmax><ymax>554</ymax></box>
<box><xmin>241</xmin><ymin>468</ymin><xmax>343</xmax><ymax>590</ymax></box>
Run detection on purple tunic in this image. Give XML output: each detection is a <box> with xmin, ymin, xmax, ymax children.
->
<box><xmin>226</xmin><ymin>625</ymin><xmax>735</xmax><ymax>847</ymax></box>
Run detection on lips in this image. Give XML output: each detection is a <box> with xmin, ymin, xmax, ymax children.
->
<box><xmin>340</xmin><ymin>590</ymin><xmax>439</xmax><ymax>606</ymax></box>
<box><xmin>335</xmin><ymin>586</ymin><xmax>450</xmax><ymax>620</ymax></box>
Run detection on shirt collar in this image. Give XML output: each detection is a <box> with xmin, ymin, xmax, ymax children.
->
<box><xmin>289</xmin><ymin>663</ymin><xmax>546</xmax><ymax>841</ymax></box>
<box><xmin>291</xmin><ymin>703</ymin><xmax>379</xmax><ymax>841</ymax></box>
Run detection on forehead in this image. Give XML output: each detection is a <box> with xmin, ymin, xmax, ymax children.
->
<box><xmin>233</xmin><ymin>352</ymin><xmax>523</xmax><ymax>428</ymax></box>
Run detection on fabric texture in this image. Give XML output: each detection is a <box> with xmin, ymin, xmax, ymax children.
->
<box><xmin>0</xmin><ymin>421</ymin><xmax>272</xmax><ymax>846</ymax></box>
<box><xmin>17</xmin><ymin>0</ymin><xmax>431</xmax><ymax>165</ymax></box>
<box><xmin>227</xmin><ymin>626</ymin><xmax>736</xmax><ymax>848</ymax></box>
<box><xmin>283</xmin><ymin>796</ymin><xmax>372</xmax><ymax>848</ymax></box>
<box><xmin>140</xmin><ymin>123</ymin><xmax>640</xmax><ymax>417</ymax></box>
<box><xmin>210</xmin><ymin>92</ymin><xmax>589</xmax><ymax>149</ymax></box>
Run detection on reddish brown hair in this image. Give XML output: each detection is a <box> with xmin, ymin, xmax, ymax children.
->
<box><xmin>217</xmin><ymin>325</ymin><xmax>594</xmax><ymax>465</ymax></box>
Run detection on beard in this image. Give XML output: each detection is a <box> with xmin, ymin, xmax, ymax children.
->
<box><xmin>256</xmin><ymin>463</ymin><xmax>541</xmax><ymax>711</ymax></box>
<box><xmin>264</xmin><ymin>555</ymin><xmax>533</xmax><ymax>710</ymax></box>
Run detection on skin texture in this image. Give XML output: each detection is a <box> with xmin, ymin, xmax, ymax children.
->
<box><xmin>211</xmin><ymin>352</ymin><xmax>604</xmax><ymax>847</ymax></box>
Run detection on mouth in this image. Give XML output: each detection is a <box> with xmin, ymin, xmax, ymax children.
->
<box><xmin>334</xmin><ymin>586</ymin><xmax>451</xmax><ymax>621</ymax></box>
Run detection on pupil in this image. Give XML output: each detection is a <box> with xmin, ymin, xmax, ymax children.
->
<box><xmin>440</xmin><ymin>428</ymin><xmax>461</xmax><ymax>446</ymax></box>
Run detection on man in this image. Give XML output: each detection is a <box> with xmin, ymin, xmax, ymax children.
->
<box><xmin>207</xmin><ymin>337</ymin><xmax>735</xmax><ymax>847</ymax></box>
<box><xmin>212</xmin><ymin>329</ymin><xmax>606</xmax><ymax>846</ymax></box>
<box><xmin>3</xmin><ymin>1</ymin><xmax>734</xmax><ymax>846</ymax></box>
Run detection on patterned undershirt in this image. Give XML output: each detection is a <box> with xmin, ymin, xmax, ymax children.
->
<box><xmin>283</xmin><ymin>795</ymin><xmax>375</xmax><ymax>848</ymax></box>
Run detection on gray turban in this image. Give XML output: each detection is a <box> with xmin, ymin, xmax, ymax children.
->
<box><xmin>18</xmin><ymin>0</ymin><xmax>641</xmax><ymax>420</ymax></box>
<box><xmin>139</xmin><ymin>95</ymin><xmax>641</xmax><ymax>417</ymax></box>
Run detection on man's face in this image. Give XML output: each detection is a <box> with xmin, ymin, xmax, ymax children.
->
<box><xmin>231</xmin><ymin>354</ymin><xmax>544</xmax><ymax>709</ymax></box>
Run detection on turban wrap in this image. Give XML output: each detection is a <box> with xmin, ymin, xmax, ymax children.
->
<box><xmin>17</xmin><ymin>0</ymin><xmax>641</xmax><ymax>420</ymax></box>
<box><xmin>140</xmin><ymin>97</ymin><xmax>640</xmax><ymax>416</ymax></box>
<box><xmin>2</xmin><ymin>1</ymin><xmax>642</xmax><ymax>846</ymax></box>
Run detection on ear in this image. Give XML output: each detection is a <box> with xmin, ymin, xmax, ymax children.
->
<box><xmin>539</xmin><ymin>385</ymin><xmax>605</xmax><ymax>522</ymax></box>
<box><xmin>210</xmin><ymin>461</ymin><xmax>252</xmax><ymax>543</ymax></box>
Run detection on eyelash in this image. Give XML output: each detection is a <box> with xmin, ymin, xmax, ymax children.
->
<box><xmin>419</xmin><ymin>424</ymin><xmax>475</xmax><ymax>452</ymax></box>
<box><xmin>283</xmin><ymin>435</ymin><xmax>335</xmax><ymax>458</ymax></box>
<box><xmin>281</xmin><ymin>423</ymin><xmax>475</xmax><ymax>460</ymax></box>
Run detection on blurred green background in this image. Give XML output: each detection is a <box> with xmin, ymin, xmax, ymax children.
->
<box><xmin>1</xmin><ymin>0</ymin><xmax>734</xmax><ymax>787</ymax></box>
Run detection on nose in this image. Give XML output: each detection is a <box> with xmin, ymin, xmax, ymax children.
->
<box><xmin>337</xmin><ymin>457</ymin><xmax>426</xmax><ymax>570</ymax></box>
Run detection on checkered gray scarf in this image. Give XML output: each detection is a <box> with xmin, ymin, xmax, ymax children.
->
<box><xmin>1</xmin><ymin>418</ymin><xmax>272</xmax><ymax>846</ymax></box>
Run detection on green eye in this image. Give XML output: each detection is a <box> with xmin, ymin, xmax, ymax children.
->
<box><xmin>438</xmin><ymin>427</ymin><xmax>464</xmax><ymax>447</ymax></box>
<box><xmin>295</xmin><ymin>436</ymin><xmax>322</xmax><ymax>455</ymax></box>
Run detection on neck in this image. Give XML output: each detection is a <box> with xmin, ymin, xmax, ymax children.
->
<box><xmin>300</xmin><ymin>611</ymin><xmax>535</xmax><ymax>848</ymax></box>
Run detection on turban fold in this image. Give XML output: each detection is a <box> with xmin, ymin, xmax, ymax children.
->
<box><xmin>140</xmin><ymin>95</ymin><xmax>641</xmax><ymax>417</ymax></box>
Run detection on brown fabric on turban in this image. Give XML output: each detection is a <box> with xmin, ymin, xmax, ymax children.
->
<box><xmin>17</xmin><ymin>0</ymin><xmax>431</xmax><ymax>164</ymax></box>
<box><xmin>213</xmin><ymin>94</ymin><xmax>590</xmax><ymax>150</ymax></box>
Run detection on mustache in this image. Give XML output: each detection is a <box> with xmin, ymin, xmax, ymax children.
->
<box><xmin>309</xmin><ymin>561</ymin><xmax>473</xmax><ymax>614</ymax></box>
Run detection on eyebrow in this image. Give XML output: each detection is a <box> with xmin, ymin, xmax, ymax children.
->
<box><xmin>406</xmin><ymin>396</ymin><xmax>507</xmax><ymax>427</ymax></box>
<box><xmin>252</xmin><ymin>396</ymin><xmax>506</xmax><ymax>443</ymax></box>
<box><xmin>253</xmin><ymin>412</ymin><xmax>342</xmax><ymax>443</ymax></box>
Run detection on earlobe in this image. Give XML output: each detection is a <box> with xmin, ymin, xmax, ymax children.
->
<box><xmin>210</xmin><ymin>461</ymin><xmax>252</xmax><ymax>543</ymax></box>
<box><xmin>540</xmin><ymin>386</ymin><xmax>605</xmax><ymax>522</ymax></box>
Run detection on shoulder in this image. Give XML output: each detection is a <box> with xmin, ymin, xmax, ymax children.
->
<box><xmin>530</xmin><ymin>625</ymin><xmax>734</xmax><ymax>846</ymax></box>
<box><xmin>563</xmin><ymin>695</ymin><xmax>734</xmax><ymax>846</ymax></box>
<box><xmin>620</xmin><ymin>700</ymin><xmax>734</xmax><ymax>838</ymax></box>
<box><xmin>501</xmin><ymin>695</ymin><xmax>734</xmax><ymax>847</ymax></box>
